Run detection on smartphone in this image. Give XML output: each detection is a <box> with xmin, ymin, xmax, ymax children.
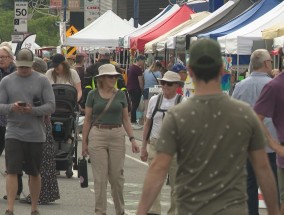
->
<box><xmin>18</xmin><ymin>102</ymin><xmax>27</xmax><ymax>107</ymax></box>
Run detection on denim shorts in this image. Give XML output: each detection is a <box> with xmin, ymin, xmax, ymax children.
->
<box><xmin>143</xmin><ymin>88</ymin><xmax>149</xmax><ymax>100</ymax></box>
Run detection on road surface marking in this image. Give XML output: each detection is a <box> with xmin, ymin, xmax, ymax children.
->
<box><xmin>90</xmin><ymin>189</ymin><xmax>135</xmax><ymax>215</ymax></box>
<box><xmin>125</xmin><ymin>154</ymin><xmax>148</xmax><ymax>167</ymax></box>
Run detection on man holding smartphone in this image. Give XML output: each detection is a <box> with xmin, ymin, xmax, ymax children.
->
<box><xmin>0</xmin><ymin>48</ymin><xmax>55</xmax><ymax>215</ymax></box>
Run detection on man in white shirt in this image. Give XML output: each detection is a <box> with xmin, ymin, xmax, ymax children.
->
<box><xmin>140</xmin><ymin>71</ymin><xmax>185</xmax><ymax>215</ymax></box>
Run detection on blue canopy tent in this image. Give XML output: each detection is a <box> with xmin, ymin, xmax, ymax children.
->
<box><xmin>198</xmin><ymin>0</ymin><xmax>281</xmax><ymax>65</ymax></box>
<box><xmin>199</xmin><ymin>0</ymin><xmax>281</xmax><ymax>39</ymax></box>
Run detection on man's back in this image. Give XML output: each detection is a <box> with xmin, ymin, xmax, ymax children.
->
<box><xmin>156</xmin><ymin>93</ymin><xmax>266</xmax><ymax>214</ymax></box>
<box><xmin>232</xmin><ymin>72</ymin><xmax>272</xmax><ymax>107</ymax></box>
<box><xmin>127</xmin><ymin>64</ymin><xmax>142</xmax><ymax>91</ymax></box>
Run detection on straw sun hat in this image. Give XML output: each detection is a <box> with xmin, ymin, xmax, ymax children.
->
<box><xmin>157</xmin><ymin>71</ymin><xmax>184</xmax><ymax>86</ymax></box>
<box><xmin>95</xmin><ymin>64</ymin><xmax>120</xmax><ymax>77</ymax></box>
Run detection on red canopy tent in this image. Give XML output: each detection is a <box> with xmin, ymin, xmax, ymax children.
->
<box><xmin>130</xmin><ymin>5</ymin><xmax>195</xmax><ymax>52</ymax></box>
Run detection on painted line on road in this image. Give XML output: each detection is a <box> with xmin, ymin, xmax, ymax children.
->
<box><xmin>125</xmin><ymin>140</ymin><xmax>148</xmax><ymax>167</ymax></box>
<box><xmin>125</xmin><ymin>154</ymin><xmax>148</xmax><ymax>167</ymax></box>
<box><xmin>90</xmin><ymin>189</ymin><xmax>135</xmax><ymax>215</ymax></box>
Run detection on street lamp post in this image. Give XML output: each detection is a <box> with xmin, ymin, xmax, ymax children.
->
<box><xmin>134</xmin><ymin>0</ymin><xmax>139</xmax><ymax>28</ymax></box>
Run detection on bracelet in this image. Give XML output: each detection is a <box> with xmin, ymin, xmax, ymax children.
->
<box><xmin>129</xmin><ymin>136</ymin><xmax>135</xmax><ymax>142</ymax></box>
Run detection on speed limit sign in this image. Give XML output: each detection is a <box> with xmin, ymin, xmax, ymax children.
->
<box><xmin>14</xmin><ymin>2</ymin><xmax>28</xmax><ymax>19</ymax></box>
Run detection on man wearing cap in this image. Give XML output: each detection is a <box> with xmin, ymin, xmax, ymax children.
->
<box><xmin>127</xmin><ymin>55</ymin><xmax>146</xmax><ymax>130</ymax></box>
<box><xmin>137</xmin><ymin>39</ymin><xmax>280</xmax><ymax>215</ymax></box>
<box><xmin>0</xmin><ymin>48</ymin><xmax>55</xmax><ymax>215</ymax></box>
<box><xmin>141</xmin><ymin>71</ymin><xmax>185</xmax><ymax>215</ymax></box>
<box><xmin>172</xmin><ymin>63</ymin><xmax>187</xmax><ymax>95</ymax></box>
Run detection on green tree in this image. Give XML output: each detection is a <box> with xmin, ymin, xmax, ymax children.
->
<box><xmin>0</xmin><ymin>9</ymin><xmax>14</xmax><ymax>42</ymax></box>
<box><xmin>0</xmin><ymin>3</ymin><xmax>60</xmax><ymax>46</ymax></box>
<box><xmin>28</xmin><ymin>15</ymin><xmax>60</xmax><ymax>46</ymax></box>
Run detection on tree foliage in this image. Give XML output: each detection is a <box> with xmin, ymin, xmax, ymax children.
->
<box><xmin>0</xmin><ymin>0</ymin><xmax>60</xmax><ymax>46</ymax></box>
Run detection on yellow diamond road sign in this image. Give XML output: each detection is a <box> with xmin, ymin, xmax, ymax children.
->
<box><xmin>66</xmin><ymin>25</ymin><xmax>78</xmax><ymax>37</ymax></box>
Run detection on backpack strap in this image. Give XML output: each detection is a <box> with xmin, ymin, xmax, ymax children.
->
<box><xmin>146</xmin><ymin>93</ymin><xmax>163</xmax><ymax>141</ymax></box>
<box><xmin>175</xmin><ymin>94</ymin><xmax>183</xmax><ymax>105</ymax></box>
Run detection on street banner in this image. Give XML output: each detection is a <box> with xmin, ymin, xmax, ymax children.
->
<box><xmin>84</xmin><ymin>0</ymin><xmax>100</xmax><ymax>27</ymax></box>
<box><xmin>20</xmin><ymin>34</ymin><xmax>36</xmax><ymax>50</ymax></box>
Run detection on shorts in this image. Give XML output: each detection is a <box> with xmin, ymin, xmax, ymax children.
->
<box><xmin>143</xmin><ymin>88</ymin><xmax>149</xmax><ymax>100</ymax></box>
<box><xmin>5</xmin><ymin>138</ymin><xmax>43</xmax><ymax>176</ymax></box>
<box><xmin>278</xmin><ymin>167</ymin><xmax>284</xmax><ymax>203</ymax></box>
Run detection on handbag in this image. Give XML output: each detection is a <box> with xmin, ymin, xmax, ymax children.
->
<box><xmin>78</xmin><ymin>157</ymin><xmax>88</xmax><ymax>188</ymax></box>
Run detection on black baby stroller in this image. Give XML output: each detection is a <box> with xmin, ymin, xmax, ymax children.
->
<box><xmin>51</xmin><ymin>84</ymin><xmax>79</xmax><ymax>178</ymax></box>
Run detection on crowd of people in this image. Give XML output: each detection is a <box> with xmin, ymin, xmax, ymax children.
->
<box><xmin>0</xmin><ymin>38</ymin><xmax>284</xmax><ymax>215</ymax></box>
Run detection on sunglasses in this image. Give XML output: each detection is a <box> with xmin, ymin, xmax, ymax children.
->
<box><xmin>160</xmin><ymin>81</ymin><xmax>177</xmax><ymax>86</ymax></box>
<box><xmin>105</xmin><ymin>75</ymin><xmax>119</xmax><ymax>79</ymax></box>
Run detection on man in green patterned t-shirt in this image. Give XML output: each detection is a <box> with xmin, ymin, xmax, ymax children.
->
<box><xmin>136</xmin><ymin>39</ymin><xmax>280</xmax><ymax>215</ymax></box>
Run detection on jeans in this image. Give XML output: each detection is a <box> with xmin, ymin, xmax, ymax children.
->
<box><xmin>128</xmin><ymin>89</ymin><xmax>142</xmax><ymax>123</ymax></box>
<box><xmin>247</xmin><ymin>152</ymin><xmax>278</xmax><ymax>215</ymax></box>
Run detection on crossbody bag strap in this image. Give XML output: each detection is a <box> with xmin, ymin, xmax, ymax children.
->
<box><xmin>93</xmin><ymin>89</ymin><xmax>118</xmax><ymax>125</ymax></box>
<box><xmin>151</xmin><ymin>71</ymin><xmax>159</xmax><ymax>84</ymax></box>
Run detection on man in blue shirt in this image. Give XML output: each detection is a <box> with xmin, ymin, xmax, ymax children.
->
<box><xmin>232</xmin><ymin>49</ymin><xmax>281</xmax><ymax>215</ymax></box>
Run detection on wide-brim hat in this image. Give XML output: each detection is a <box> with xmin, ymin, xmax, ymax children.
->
<box><xmin>95</xmin><ymin>64</ymin><xmax>120</xmax><ymax>77</ymax></box>
<box><xmin>157</xmin><ymin>71</ymin><xmax>184</xmax><ymax>86</ymax></box>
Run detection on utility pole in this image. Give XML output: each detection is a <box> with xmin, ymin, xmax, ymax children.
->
<box><xmin>63</xmin><ymin>0</ymin><xmax>67</xmax><ymax>21</ymax></box>
<box><xmin>134</xmin><ymin>0</ymin><xmax>139</xmax><ymax>28</ymax></box>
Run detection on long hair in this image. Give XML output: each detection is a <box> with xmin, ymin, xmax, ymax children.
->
<box><xmin>149</xmin><ymin>61</ymin><xmax>162</xmax><ymax>72</ymax></box>
<box><xmin>51</xmin><ymin>61</ymin><xmax>72</xmax><ymax>84</ymax></box>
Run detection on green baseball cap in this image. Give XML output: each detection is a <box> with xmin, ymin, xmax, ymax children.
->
<box><xmin>189</xmin><ymin>39</ymin><xmax>222</xmax><ymax>69</ymax></box>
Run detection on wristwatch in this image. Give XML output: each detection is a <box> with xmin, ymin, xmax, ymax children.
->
<box><xmin>129</xmin><ymin>136</ymin><xmax>135</xmax><ymax>142</ymax></box>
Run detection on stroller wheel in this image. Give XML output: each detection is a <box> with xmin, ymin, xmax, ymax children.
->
<box><xmin>66</xmin><ymin>170</ymin><xmax>73</xmax><ymax>178</ymax></box>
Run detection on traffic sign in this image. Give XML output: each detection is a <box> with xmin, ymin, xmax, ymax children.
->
<box><xmin>14</xmin><ymin>2</ymin><xmax>28</xmax><ymax>19</ymax></box>
<box><xmin>11</xmin><ymin>33</ymin><xmax>24</xmax><ymax>43</ymax></box>
<box><xmin>14</xmin><ymin>18</ymin><xmax>27</xmax><ymax>33</ymax></box>
<box><xmin>66</xmin><ymin>26</ymin><xmax>78</xmax><ymax>58</ymax></box>
<box><xmin>66</xmin><ymin>25</ymin><xmax>78</xmax><ymax>37</ymax></box>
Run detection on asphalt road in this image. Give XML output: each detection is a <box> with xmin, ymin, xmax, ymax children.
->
<box><xmin>0</xmin><ymin>131</ymin><xmax>268</xmax><ymax>215</ymax></box>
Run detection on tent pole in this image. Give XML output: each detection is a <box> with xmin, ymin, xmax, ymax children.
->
<box><xmin>118</xmin><ymin>49</ymin><xmax>121</xmax><ymax>65</ymax></box>
<box><xmin>123</xmin><ymin>48</ymin><xmax>126</xmax><ymax>68</ymax></box>
<box><xmin>237</xmin><ymin>54</ymin><xmax>239</xmax><ymax>80</ymax></box>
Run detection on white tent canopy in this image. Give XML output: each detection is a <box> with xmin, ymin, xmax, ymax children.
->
<box><xmin>123</xmin><ymin>4</ymin><xmax>180</xmax><ymax>48</ymax></box>
<box><xmin>166</xmin><ymin>0</ymin><xmax>239</xmax><ymax>49</ymax></box>
<box><xmin>65</xmin><ymin>10</ymin><xmax>135</xmax><ymax>47</ymax></box>
<box><xmin>274</xmin><ymin>35</ymin><xmax>284</xmax><ymax>49</ymax></box>
<box><xmin>218</xmin><ymin>1</ymin><xmax>284</xmax><ymax>55</ymax></box>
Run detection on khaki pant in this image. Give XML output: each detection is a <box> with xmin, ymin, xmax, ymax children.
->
<box><xmin>148</xmin><ymin>138</ymin><xmax>177</xmax><ymax>215</ymax></box>
<box><xmin>88</xmin><ymin>127</ymin><xmax>125</xmax><ymax>215</ymax></box>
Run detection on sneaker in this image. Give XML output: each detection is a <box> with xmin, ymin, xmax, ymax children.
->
<box><xmin>3</xmin><ymin>194</ymin><xmax>20</xmax><ymax>200</ymax></box>
<box><xmin>5</xmin><ymin>210</ymin><xmax>14</xmax><ymax>215</ymax></box>
<box><xmin>131</xmin><ymin>123</ymin><xmax>143</xmax><ymax>130</ymax></box>
<box><xmin>31</xmin><ymin>210</ymin><xmax>40</xmax><ymax>215</ymax></box>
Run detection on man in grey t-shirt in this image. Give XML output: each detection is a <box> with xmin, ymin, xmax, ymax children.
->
<box><xmin>137</xmin><ymin>40</ymin><xmax>280</xmax><ymax>215</ymax></box>
<box><xmin>0</xmin><ymin>48</ymin><xmax>55</xmax><ymax>215</ymax></box>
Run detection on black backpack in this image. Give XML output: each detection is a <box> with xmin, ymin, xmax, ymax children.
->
<box><xmin>146</xmin><ymin>93</ymin><xmax>183</xmax><ymax>140</ymax></box>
